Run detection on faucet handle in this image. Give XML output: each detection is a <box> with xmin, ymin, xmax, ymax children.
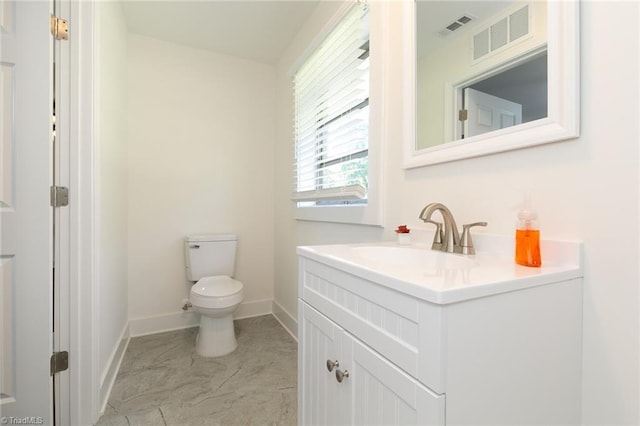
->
<box><xmin>458</xmin><ymin>222</ymin><xmax>487</xmax><ymax>255</ymax></box>
<box><xmin>424</xmin><ymin>220</ymin><xmax>444</xmax><ymax>250</ymax></box>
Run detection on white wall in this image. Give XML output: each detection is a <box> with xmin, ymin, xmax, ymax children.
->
<box><xmin>127</xmin><ymin>35</ymin><xmax>276</xmax><ymax>330</ymax></box>
<box><xmin>275</xmin><ymin>1</ymin><xmax>639</xmax><ymax>424</ymax></box>
<box><xmin>96</xmin><ymin>0</ymin><xmax>129</xmax><ymax>395</ymax></box>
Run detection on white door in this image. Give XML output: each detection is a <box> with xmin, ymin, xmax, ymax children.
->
<box><xmin>463</xmin><ymin>87</ymin><xmax>522</xmax><ymax>138</ymax></box>
<box><xmin>343</xmin><ymin>334</ymin><xmax>445</xmax><ymax>426</ymax></box>
<box><xmin>298</xmin><ymin>301</ymin><xmax>344</xmax><ymax>426</ymax></box>
<box><xmin>0</xmin><ymin>0</ymin><xmax>54</xmax><ymax>421</ymax></box>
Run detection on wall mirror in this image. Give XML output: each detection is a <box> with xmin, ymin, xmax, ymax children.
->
<box><xmin>403</xmin><ymin>0</ymin><xmax>579</xmax><ymax>168</ymax></box>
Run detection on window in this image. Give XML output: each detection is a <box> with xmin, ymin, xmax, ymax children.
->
<box><xmin>293</xmin><ymin>3</ymin><xmax>370</xmax><ymax>208</ymax></box>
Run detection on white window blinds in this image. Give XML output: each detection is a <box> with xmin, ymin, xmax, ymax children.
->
<box><xmin>293</xmin><ymin>3</ymin><xmax>370</xmax><ymax>203</ymax></box>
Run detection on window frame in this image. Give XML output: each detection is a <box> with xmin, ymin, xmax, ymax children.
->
<box><xmin>291</xmin><ymin>1</ymin><xmax>383</xmax><ymax>226</ymax></box>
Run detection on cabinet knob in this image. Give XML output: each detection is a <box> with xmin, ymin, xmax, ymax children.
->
<box><xmin>326</xmin><ymin>359</ymin><xmax>339</xmax><ymax>372</ymax></box>
<box><xmin>335</xmin><ymin>369</ymin><xmax>350</xmax><ymax>383</ymax></box>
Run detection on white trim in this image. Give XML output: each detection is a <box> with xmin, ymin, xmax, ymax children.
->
<box><xmin>54</xmin><ymin>0</ymin><xmax>72</xmax><ymax>423</ymax></box>
<box><xmin>287</xmin><ymin>1</ymin><xmax>354</xmax><ymax>78</ymax></box>
<box><xmin>68</xmin><ymin>1</ymin><xmax>99</xmax><ymax>425</ymax></box>
<box><xmin>292</xmin><ymin>184</ymin><xmax>366</xmax><ymax>202</ymax></box>
<box><xmin>129</xmin><ymin>299</ymin><xmax>273</xmax><ymax>337</ymax></box>
<box><xmin>234</xmin><ymin>298</ymin><xmax>273</xmax><ymax>320</ymax></box>
<box><xmin>129</xmin><ymin>311</ymin><xmax>199</xmax><ymax>338</ymax></box>
<box><xmin>98</xmin><ymin>323</ymin><xmax>129</xmax><ymax>389</ymax></box>
<box><xmin>637</xmin><ymin>5</ymin><xmax>640</xmax><ymax>425</ymax></box>
<box><xmin>272</xmin><ymin>300</ymin><xmax>298</xmax><ymax>341</ymax></box>
<box><xmin>90</xmin><ymin>1</ymin><xmax>102</xmax><ymax>422</ymax></box>
<box><xmin>99</xmin><ymin>324</ymin><xmax>130</xmax><ymax>415</ymax></box>
<box><xmin>293</xmin><ymin>0</ymin><xmax>384</xmax><ymax>227</ymax></box>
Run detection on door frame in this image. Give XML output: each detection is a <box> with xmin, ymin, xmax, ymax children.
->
<box><xmin>53</xmin><ymin>0</ymin><xmax>71</xmax><ymax>422</ymax></box>
<box><xmin>449</xmin><ymin>46</ymin><xmax>546</xmax><ymax>142</ymax></box>
<box><xmin>64</xmin><ymin>0</ymin><xmax>100</xmax><ymax>423</ymax></box>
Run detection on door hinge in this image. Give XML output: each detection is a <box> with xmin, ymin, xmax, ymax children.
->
<box><xmin>50</xmin><ymin>186</ymin><xmax>69</xmax><ymax>207</ymax></box>
<box><xmin>50</xmin><ymin>351</ymin><xmax>69</xmax><ymax>376</ymax></box>
<box><xmin>459</xmin><ymin>109</ymin><xmax>468</xmax><ymax>121</ymax></box>
<box><xmin>50</xmin><ymin>15</ymin><xmax>69</xmax><ymax>40</ymax></box>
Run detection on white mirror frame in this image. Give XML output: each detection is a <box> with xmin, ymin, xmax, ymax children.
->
<box><xmin>403</xmin><ymin>0</ymin><xmax>580</xmax><ymax>169</ymax></box>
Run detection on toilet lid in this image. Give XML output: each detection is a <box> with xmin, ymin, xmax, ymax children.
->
<box><xmin>191</xmin><ymin>276</ymin><xmax>243</xmax><ymax>297</ymax></box>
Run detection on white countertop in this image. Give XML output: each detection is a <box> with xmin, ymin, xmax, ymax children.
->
<box><xmin>297</xmin><ymin>234</ymin><xmax>583</xmax><ymax>304</ymax></box>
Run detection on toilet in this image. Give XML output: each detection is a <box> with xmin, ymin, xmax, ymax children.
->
<box><xmin>184</xmin><ymin>234</ymin><xmax>244</xmax><ymax>357</ymax></box>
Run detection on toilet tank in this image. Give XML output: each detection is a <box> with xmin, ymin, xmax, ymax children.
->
<box><xmin>185</xmin><ymin>234</ymin><xmax>237</xmax><ymax>281</ymax></box>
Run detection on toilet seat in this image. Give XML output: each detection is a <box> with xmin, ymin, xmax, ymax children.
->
<box><xmin>190</xmin><ymin>275</ymin><xmax>244</xmax><ymax>309</ymax></box>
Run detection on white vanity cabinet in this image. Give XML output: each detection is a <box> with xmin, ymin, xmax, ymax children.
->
<box><xmin>299</xmin><ymin>300</ymin><xmax>444</xmax><ymax>426</ymax></box>
<box><xmin>297</xmin><ymin>242</ymin><xmax>583</xmax><ymax>426</ymax></box>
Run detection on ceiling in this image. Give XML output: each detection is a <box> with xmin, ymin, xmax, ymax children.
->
<box><xmin>123</xmin><ymin>1</ymin><xmax>520</xmax><ymax>65</ymax></box>
<box><xmin>417</xmin><ymin>1</ymin><xmax>515</xmax><ymax>58</ymax></box>
<box><xmin>122</xmin><ymin>1</ymin><xmax>321</xmax><ymax>65</ymax></box>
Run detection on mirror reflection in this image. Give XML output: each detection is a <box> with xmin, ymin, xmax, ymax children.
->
<box><xmin>416</xmin><ymin>1</ymin><xmax>548</xmax><ymax>150</ymax></box>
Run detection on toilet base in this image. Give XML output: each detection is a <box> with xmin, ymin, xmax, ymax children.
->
<box><xmin>195</xmin><ymin>313</ymin><xmax>237</xmax><ymax>357</ymax></box>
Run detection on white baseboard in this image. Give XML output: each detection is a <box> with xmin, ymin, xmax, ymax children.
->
<box><xmin>272</xmin><ymin>300</ymin><xmax>298</xmax><ymax>341</ymax></box>
<box><xmin>129</xmin><ymin>299</ymin><xmax>273</xmax><ymax>337</ymax></box>
<box><xmin>99</xmin><ymin>323</ymin><xmax>130</xmax><ymax>415</ymax></box>
<box><xmin>129</xmin><ymin>311</ymin><xmax>199</xmax><ymax>337</ymax></box>
<box><xmin>234</xmin><ymin>298</ymin><xmax>272</xmax><ymax>320</ymax></box>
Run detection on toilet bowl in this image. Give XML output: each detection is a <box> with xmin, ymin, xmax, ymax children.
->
<box><xmin>190</xmin><ymin>275</ymin><xmax>244</xmax><ymax>357</ymax></box>
<box><xmin>184</xmin><ymin>234</ymin><xmax>244</xmax><ymax>358</ymax></box>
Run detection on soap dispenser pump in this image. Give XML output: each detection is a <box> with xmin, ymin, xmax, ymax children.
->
<box><xmin>515</xmin><ymin>194</ymin><xmax>541</xmax><ymax>267</ymax></box>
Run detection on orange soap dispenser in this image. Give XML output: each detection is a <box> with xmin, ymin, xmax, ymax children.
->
<box><xmin>515</xmin><ymin>194</ymin><xmax>541</xmax><ymax>267</ymax></box>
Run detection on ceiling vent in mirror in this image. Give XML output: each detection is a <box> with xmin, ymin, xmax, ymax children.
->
<box><xmin>437</xmin><ymin>15</ymin><xmax>475</xmax><ymax>38</ymax></box>
<box><xmin>473</xmin><ymin>4</ymin><xmax>530</xmax><ymax>61</ymax></box>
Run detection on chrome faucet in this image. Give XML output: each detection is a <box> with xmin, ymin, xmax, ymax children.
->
<box><xmin>418</xmin><ymin>203</ymin><xmax>487</xmax><ymax>255</ymax></box>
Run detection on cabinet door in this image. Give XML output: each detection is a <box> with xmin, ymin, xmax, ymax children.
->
<box><xmin>341</xmin><ymin>334</ymin><xmax>445</xmax><ymax>426</ymax></box>
<box><xmin>299</xmin><ymin>301</ymin><xmax>346</xmax><ymax>426</ymax></box>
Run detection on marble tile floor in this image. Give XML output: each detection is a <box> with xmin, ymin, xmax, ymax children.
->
<box><xmin>96</xmin><ymin>315</ymin><xmax>297</xmax><ymax>426</ymax></box>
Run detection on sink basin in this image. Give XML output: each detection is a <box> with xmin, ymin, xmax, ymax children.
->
<box><xmin>297</xmin><ymin>238</ymin><xmax>583</xmax><ymax>304</ymax></box>
<box><xmin>352</xmin><ymin>246</ymin><xmax>476</xmax><ymax>270</ymax></box>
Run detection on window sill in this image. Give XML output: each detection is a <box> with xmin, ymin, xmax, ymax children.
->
<box><xmin>294</xmin><ymin>202</ymin><xmax>382</xmax><ymax>226</ymax></box>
